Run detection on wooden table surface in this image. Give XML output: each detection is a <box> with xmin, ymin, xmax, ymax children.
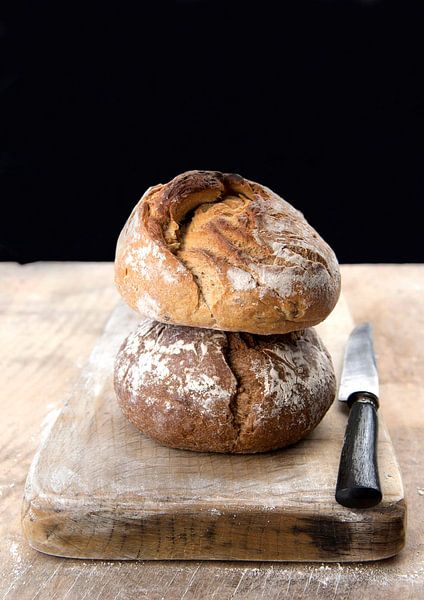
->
<box><xmin>1</xmin><ymin>262</ymin><xmax>423</xmax><ymax>599</ymax></box>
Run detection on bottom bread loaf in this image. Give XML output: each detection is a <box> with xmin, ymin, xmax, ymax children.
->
<box><xmin>114</xmin><ymin>320</ymin><xmax>336</xmax><ymax>454</ymax></box>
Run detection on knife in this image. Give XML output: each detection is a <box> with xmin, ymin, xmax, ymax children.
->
<box><xmin>335</xmin><ymin>322</ymin><xmax>382</xmax><ymax>509</ymax></box>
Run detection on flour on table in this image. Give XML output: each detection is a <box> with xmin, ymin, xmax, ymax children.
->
<box><xmin>0</xmin><ymin>482</ymin><xmax>15</xmax><ymax>497</ymax></box>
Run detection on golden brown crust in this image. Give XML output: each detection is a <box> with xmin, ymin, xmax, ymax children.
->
<box><xmin>114</xmin><ymin>320</ymin><xmax>336</xmax><ymax>454</ymax></box>
<box><xmin>115</xmin><ymin>170</ymin><xmax>341</xmax><ymax>334</ymax></box>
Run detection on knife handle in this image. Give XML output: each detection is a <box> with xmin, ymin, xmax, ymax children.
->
<box><xmin>335</xmin><ymin>394</ymin><xmax>382</xmax><ymax>509</ymax></box>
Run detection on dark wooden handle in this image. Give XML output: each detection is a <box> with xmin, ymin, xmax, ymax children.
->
<box><xmin>335</xmin><ymin>396</ymin><xmax>382</xmax><ymax>508</ymax></box>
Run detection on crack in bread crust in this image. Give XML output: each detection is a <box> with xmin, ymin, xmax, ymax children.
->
<box><xmin>172</xmin><ymin>249</ymin><xmax>216</xmax><ymax>325</ymax></box>
<box><xmin>220</xmin><ymin>334</ymin><xmax>242</xmax><ymax>450</ymax></box>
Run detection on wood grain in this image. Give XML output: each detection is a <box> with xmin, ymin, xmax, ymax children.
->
<box><xmin>1</xmin><ymin>263</ymin><xmax>423</xmax><ymax>599</ymax></box>
<box><xmin>21</xmin><ymin>294</ymin><xmax>405</xmax><ymax>562</ymax></box>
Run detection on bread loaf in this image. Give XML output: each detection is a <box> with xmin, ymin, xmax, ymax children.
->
<box><xmin>114</xmin><ymin>320</ymin><xmax>336</xmax><ymax>453</ymax></box>
<box><xmin>115</xmin><ymin>170</ymin><xmax>341</xmax><ymax>335</ymax></box>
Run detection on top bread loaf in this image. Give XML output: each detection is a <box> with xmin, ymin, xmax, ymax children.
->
<box><xmin>115</xmin><ymin>170</ymin><xmax>341</xmax><ymax>334</ymax></box>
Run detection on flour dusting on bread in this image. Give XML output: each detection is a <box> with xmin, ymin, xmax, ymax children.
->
<box><xmin>115</xmin><ymin>170</ymin><xmax>341</xmax><ymax>334</ymax></box>
<box><xmin>114</xmin><ymin>321</ymin><xmax>336</xmax><ymax>453</ymax></box>
<box><xmin>227</xmin><ymin>267</ymin><xmax>257</xmax><ymax>292</ymax></box>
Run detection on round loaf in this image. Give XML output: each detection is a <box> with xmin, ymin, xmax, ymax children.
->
<box><xmin>114</xmin><ymin>320</ymin><xmax>336</xmax><ymax>453</ymax></box>
<box><xmin>115</xmin><ymin>170</ymin><xmax>341</xmax><ymax>335</ymax></box>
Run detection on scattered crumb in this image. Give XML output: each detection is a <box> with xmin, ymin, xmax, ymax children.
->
<box><xmin>9</xmin><ymin>541</ymin><xmax>20</xmax><ymax>560</ymax></box>
<box><xmin>0</xmin><ymin>482</ymin><xmax>15</xmax><ymax>497</ymax></box>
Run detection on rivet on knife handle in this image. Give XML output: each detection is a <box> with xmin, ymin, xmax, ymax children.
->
<box><xmin>335</xmin><ymin>393</ymin><xmax>382</xmax><ymax>508</ymax></box>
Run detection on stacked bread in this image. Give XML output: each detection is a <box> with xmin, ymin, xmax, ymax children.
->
<box><xmin>113</xmin><ymin>171</ymin><xmax>341</xmax><ymax>453</ymax></box>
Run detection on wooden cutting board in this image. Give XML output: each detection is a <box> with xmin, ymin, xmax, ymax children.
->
<box><xmin>22</xmin><ymin>295</ymin><xmax>406</xmax><ymax>562</ymax></box>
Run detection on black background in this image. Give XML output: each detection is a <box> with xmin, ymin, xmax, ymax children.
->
<box><xmin>1</xmin><ymin>0</ymin><xmax>423</xmax><ymax>264</ymax></box>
